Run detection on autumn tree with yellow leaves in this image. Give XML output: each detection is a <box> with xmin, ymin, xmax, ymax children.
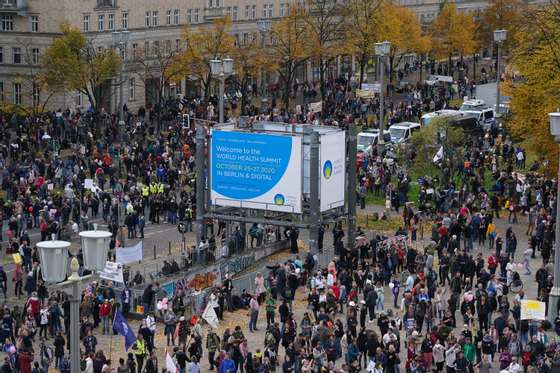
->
<box><xmin>477</xmin><ymin>0</ymin><xmax>526</xmax><ymax>52</ymax></box>
<box><xmin>430</xmin><ymin>3</ymin><xmax>475</xmax><ymax>76</ymax></box>
<box><xmin>344</xmin><ymin>0</ymin><xmax>383</xmax><ymax>86</ymax></box>
<box><xmin>170</xmin><ymin>17</ymin><xmax>236</xmax><ymax>99</ymax></box>
<box><xmin>506</xmin><ymin>3</ymin><xmax>560</xmax><ymax>174</ymax></box>
<box><xmin>378</xmin><ymin>3</ymin><xmax>430</xmax><ymax>86</ymax></box>
<box><xmin>302</xmin><ymin>0</ymin><xmax>346</xmax><ymax>100</ymax></box>
<box><xmin>269</xmin><ymin>7</ymin><xmax>310</xmax><ymax>108</ymax></box>
<box><xmin>230</xmin><ymin>35</ymin><xmax>271</xmax><ymax>114</ymax></box>
<box><xmin>41</xmin><ymin>22</ymin><xmax>121</xmax><ymax>111</ymax></box>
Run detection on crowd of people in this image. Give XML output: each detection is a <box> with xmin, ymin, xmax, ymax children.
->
<box><xmin>0</xmin><ymin>55</ymin><xmax>557</xmax><ymax>373</ymax></box>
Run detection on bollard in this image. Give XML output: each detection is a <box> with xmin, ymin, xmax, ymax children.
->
<box><xmin>153</xmin><ymin>245</ymin><xmax>156</xmax><ymax>259</ymax></box>
<box><xmin>168</xmin><ymin>241</ymin><xmax>171</xmax><ymax>255</ymax></box>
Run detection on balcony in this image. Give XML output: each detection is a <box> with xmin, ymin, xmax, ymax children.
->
<box><xmin>95</xmin><ymin>0</ymin><xmax>118</xmax><ymax>10</ymax></box>
<box><xmin>204</xmin><ymin>7</ymin><xmax>225</xmax><ymax>21</ymax></box>
<box><xmin>0</xmin><ymin>0</ymin><xmax>28</xmax><ymax>14</ymax></box>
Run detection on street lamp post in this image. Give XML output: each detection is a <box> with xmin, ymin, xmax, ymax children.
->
<box><xmin>210</xmin><ymin>58</ymin><xmax>234</xmax><ymax>124</ymax></box>
<box><xmin>37</xmin><ymin>231</ymin><xmax>111</xmax><ymax>373</ymax></box>
<box><xmin>493</xmin><ymin>29</ymin><xmax>507</xmax><ymax>115</ymax></box>
<box><xmin>112</xmin><ymin>30</ymin><xmax>130</xmax><ymax>138</ymax></box>
<box><xmin>548</xmin><ymin>112</ymin><xmax>560</xmax><ymax>323</ymax></box>
<box><xmin>375</xmin><ymin>41</ymin><xmax>391</xmax><ymax>154</ymax></box>
<box><xmin>257</xmin><ymin>20</ymin><xmax>272</xmax><ymax>96</ymax></box>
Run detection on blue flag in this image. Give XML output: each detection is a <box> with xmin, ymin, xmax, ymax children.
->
<box><xmin>113</xmin><ymin>309</ymin><xmax>137</xmax><ymax>351</ymax></box>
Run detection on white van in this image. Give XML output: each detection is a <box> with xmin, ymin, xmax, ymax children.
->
<box><xmin>420</xmin><ymin>110</ymin><xmax>463</xmax><ymax>127</ymax></box>
<box><xmin>357</xmin><ymin>129</ymin><xmax>380</xmax><ymax>153</ymax></box>
<box><xmin>388</xmin><ymin>122</ymin><xmax>421</xmax><ymax>144</ymax></box>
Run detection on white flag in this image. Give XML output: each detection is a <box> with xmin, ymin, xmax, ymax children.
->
<box><xmin>202</xmin><ymin>302</ymin><xmax>220</xmax><ymax>329</ymax></box>
<box><xmin>433</xmin><ymin>146</ymin><xmax>444</xmax><ymax>163</ymax></box>
<box><xmin>166</xmin><ymin>351</ymin><xmax>177</xmax><ymax>373</ymax></box>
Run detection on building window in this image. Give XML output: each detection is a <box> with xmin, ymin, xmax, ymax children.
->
<box><xmin>280</xmin><ymin>3</ymin><xmax>286</xmax><ymax>16</ymax></box>
<box><xmin>13</xmin><ymin>82</ymin><xmax>21</xmax><ymax>105</ymax></box>
<box><xmin>251</xmin><ymin>5</ymin><xmax>256</xmax><ymax>19</ymax></box>
<box><xmin>173</xmin><ymin>9</ymin><xmax>180</xmax><ymax>24</ymax></box>
<box><xmin>208</xmin><ymin>0</ymin><xmax>221</xmax><ymax>7</ymax></box>
<box><xmin>187</xmin><ymin>9</ymin><xmax>192</xmax><ymax>23</ymax></box>
<box><xmin>97</xmin><ymin>0</ymin><xmax>116</xmax><ymax>7</ymax></box>
<box><xmin>194</xmin><ymin>8</ymin><xmax>199</xmax><ymax>23</ymax></box>
<box><xmin>175</xmin><ymin>39</ymin><xmax>180</xmax><ymax>51</ymax></box>
<box><xmin>145</xmin><ymin>11</ymin><xmax>150</xmax><ymax>27</ymax></box>
<box><xmin>30</xmin><ymin>16</ymin><xmax>39</xmax><ymax>32</ymax></box>
<box><xmin>245</xmin><ymin>5</ymin><xmax>249</xmax><ymax>18</ymax></box>
<box><xmin>129</xmin><ymin>77</ymin><xmax>135</xmax><ymax>100</ymax></box>
<box><xmin>98</xmin><ymin>14</ymin><xmax>105</xmax><ymax>31</ymax></box>
<box><xmin>166</xmin><ymin>10</ymin><xmax>171</xmax><ymax>25</ymax></box>
<box><xmin>232</xmin><ymin>6</ymin><xmax>238</xmax><ymax>20</ymax></box>
<box><xmin>0</xmin><ymin>81</ymin><xmax>3</xmax><ymax>102</ymax></box>
<box><xmin>144</xmin><ymin>41</ymin><xmax>149</xmax><ymax>56</ymax></box>
<box><xmin>12</xmin><ymin>47</ymin><xmax>21</xmax><ymax>64</ymax></box>
<box><xmin>1</xmin><ymin>15</ymin><xmax>14</xmax><ymax>31</ymax></box>
<box><xmin>226</xmin><ymin>6</ymin><xmax>231</xmax><ymax>16</ymax></box>
<box><xmin>152</xmin><ymin>11</ymin><xmax>159</xmax><ymax>26</ymax></box>
<box><xmin>267</xmin><ymin>4</ymin><xmax>274</xmax><ymax>18</ymax></box>
<box><xmin>0</xmin><ymin>47</ymin><xmax>3</xmax><ymax>63</ymax></box>
<box><xmin>122</xmin><ymin>12</ymin><xmax>128</xmax><ymax>29</ymax></box>
<box><xmin>153</xmin><ymin>40</ymin><xmax>159</xmax><ymax>55</ymax></box>
<box><xmin>132</xmin><ymin>42</ymin><xmax>137</xmax><ymax>58</ymax></box>
<box><xmin>83</xmin><ymin>15</ymin><xmax>90</xmax><ymax>32</ymax></box>
<box><xmin>32</xmin><ymin>48</ymin><xmax>39</xmax><ymax>64</ymax></box>
<box><xmin>32</xmin><ymin>83</ymin><xmax>40</xmax><ymax>107</ymax></box>
<box><xmin>165</xmin><ymin>39</ymin><xmax>171</xmax><ymax>54</ymax></box>
<box><xmin>242</xmin><ymin>33</ymin><xmax>249</xmax><ymax>46</ymax></box>
<box><xmin>108</xmin><ymin>14</ymin><xmax>114</xmax><ymax>30</ymax></box>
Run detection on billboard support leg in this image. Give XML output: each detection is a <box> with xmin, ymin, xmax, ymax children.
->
<box><xmin>196</xmin><ymin>122</ymin><xmax>206</xmax><ymax>246</ymax></box>
<box><xmin>347</xmin><ymin>121</ymin><xmax>357</xmax><ymax>250</ymax></box>
<box><xmin>309</xmin><ymin>130</ymin><xmax>320</xmax><ymax>255</ymax></box>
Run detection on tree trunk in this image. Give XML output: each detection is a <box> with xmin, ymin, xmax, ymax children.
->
<box><xmin>319</xmin><ymin>57</ymin><xmax>326</xmax><ymax>101</ymax></box>
<box><xmin>472</xmin><ymin>52</ymin><xmax>477</xmax><ymax>82</ymax></box>
<box><xmin>448</xmin><ymin>54</ymin><xmax>452</xmax><ymax>78</ymax></box>
<box><xmin>359</xmin><ymin>54</ymin><xmax>366</xmax><ymax>87</ymax></box>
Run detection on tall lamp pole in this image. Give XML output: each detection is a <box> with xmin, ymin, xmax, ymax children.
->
<box><xmin>257</xmin><ymin>19</ymin><xmax>272</xmax><ymax>96</ymax></box>
<box><xmin>375</xmin><ymin>41</ymin><xmax>391</xmax><ymax>154</ymax></box>
<box><xmin>112</xmin><ymin>30</ymin><xmax>130</xmax><ymax>139</ymax></box>
<box><xmin>210</xmin><ymin>58</ymin><xmax>234</xmax><ymax>124</ymax></box>
<box><xmin>548</xmin><ymin>112</ymin><xmax>560</xmax><ymax>323</ymax></box>
<box><xmin>493</xmin><ymin>29</ymin><xmax>506</xmax><ymax>115</ymax></box>
<box><xmin>37</xmin><ymin>230</ymin><xmax>110</xmax><ymax>373</ymax></box>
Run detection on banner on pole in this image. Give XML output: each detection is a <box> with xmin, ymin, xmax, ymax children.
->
<box><xmin>99</xmin><ymin>261</ymin><xmax>124</xmax><ymax>283</ymax></box>
<box><xmin>309</xmin><ymin>101</ymin><xmax>323</xmax><ymax>113</ymax></box>
<box><xmin>116</xmin><ymin>241</ymin><xmax>143</xmax><ymax>264</ymax></box>
<box><xmin>202</xmin><ymin>302</ymin><xmax>219</xmax><ymax>328</ymax></box>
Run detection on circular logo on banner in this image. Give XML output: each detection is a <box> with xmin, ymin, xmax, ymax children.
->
<box><xmin>323</xmin><ymin>160</ymin><xmax>333</xmax><ymax>179</ymax></box>
<box><xmin>274</xmin><ymin>194</ymin><xmax>285</xmax><ymax>205</ymax></box>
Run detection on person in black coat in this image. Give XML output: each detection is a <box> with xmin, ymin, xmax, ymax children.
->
<box><xmin>54</xmin><ymin>332</ymin><xmax>66</xmax><ymax>369</ymax></box>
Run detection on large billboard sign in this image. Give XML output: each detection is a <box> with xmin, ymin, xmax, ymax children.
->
<box><xmin>320</xmin><ymin>132</ymin><xmax>346</xmax><ymax>211</ymax></box>
<box><xmin>210</xmin><ymin>130</ymin><xmax>302</xmax><ymax>213</ymax></box>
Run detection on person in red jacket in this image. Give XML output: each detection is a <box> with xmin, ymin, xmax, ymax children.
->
<box><xmin>99</xmin><ymin>299</ymin><xmax>113</xmax><ymax>335</ymax></box>
<box><xmin>18</xmin><ymin>350</ymin><xmax>33</xmax><ymax>373</ymax></box>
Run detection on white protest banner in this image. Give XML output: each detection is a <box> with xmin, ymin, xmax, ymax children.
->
<box><xmin>99</xmin><ymin>261</ymin><xmax>124</xmax><ymax>283</ymax></box>
<box><xmin>202</xmin><ymin>302</ymin><xmax>220</xmax><ymax>328</ymax></box>
<box><xmin>116</xmin><ymin>241</ymin><xmax>143</xmax><ymax>264</ymax></box>
<box><xmin>521</xmin><ymin>300</ymin><xmax>546</xmax><ymax>320</ymax></box>
<box><xmin>309</xmin><ymin>101</ymin><xmax>323</xmax><ymax>113</ymax></box>
<box><xmin>84</xmin><ymin>179</ymin><xmax>94</xmax><ymax>190</ymax></box>
<box><xmin>361</xmin><ymin>83</ymin><xmax>381</xmax><ymax>93</ymax></box>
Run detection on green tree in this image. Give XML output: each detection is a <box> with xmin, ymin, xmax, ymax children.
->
<box><xmin>41</xmin><ymin>23</ymin><xmax>121</xmax><ymax>111</ymax></box>
<box><xmin>408</xmin><ymin>116</ymin><xmax>465</xmax><ymax>186</ymax></box>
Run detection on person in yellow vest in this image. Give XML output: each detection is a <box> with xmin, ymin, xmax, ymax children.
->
<box><xmin>157</xmin><ymin>183</ymin><xmax>164</xmax><ymax>194</ymax></box>
<box><xmin>149</xmin><ymin>182</ymin><xmax>157</xmax><ymax>195</ymax></box>
<box><xmin>132</xmin><ymin>333</ymin><xmax>147</xmax><ymax>372</ymax></box>
<box><xmin>142</xmin><ymin>185</ymin><xmax>149</xmax><ymax>197</ymax></box>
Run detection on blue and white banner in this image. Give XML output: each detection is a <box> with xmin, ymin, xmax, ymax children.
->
<box><xmin>320</xmin><ymin>131</ymin><xmax>346</xmax><ymax>211</ymax></box>
<box><xmin>116</xmin><ymin>241</ymin><xmax>143</xmax><ymax>264</ymax></box>
<box><xmin>211</xmin><ymin>131</ymin><xmax>302</xmax><ymax>213</ymax></box>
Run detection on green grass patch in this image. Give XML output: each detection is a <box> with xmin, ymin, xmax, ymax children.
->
<box><xmin>356</xmin><ymin>214</ymin><xmax>403</xmax><ymax>232</ymax></box>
